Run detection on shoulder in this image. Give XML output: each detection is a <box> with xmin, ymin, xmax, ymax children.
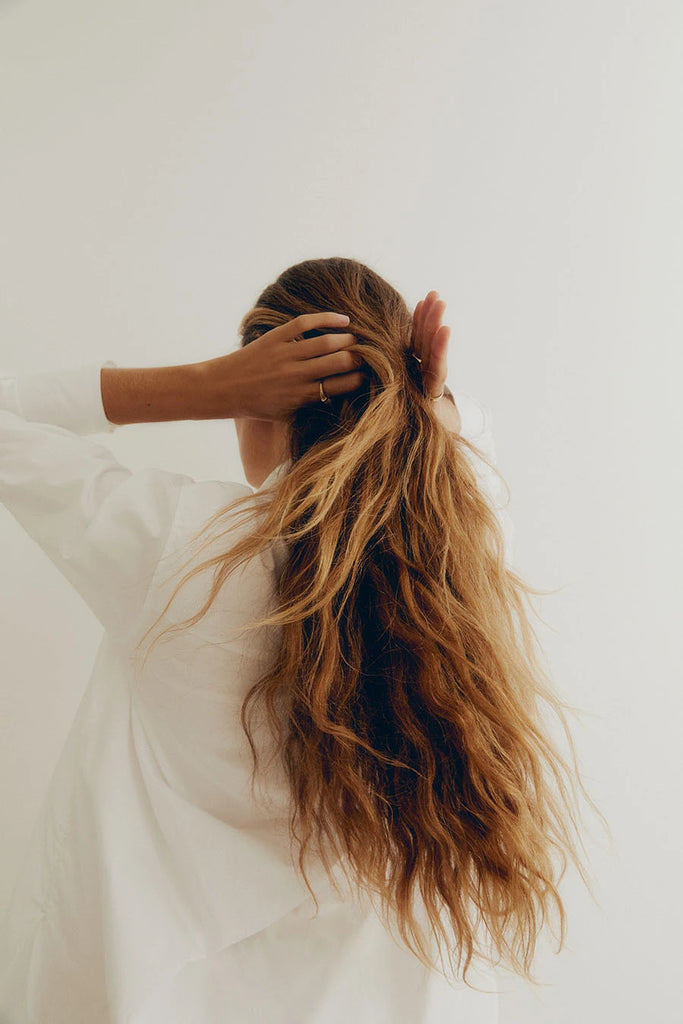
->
<box><xmin>172</xmin><ymin>476</ymin><xmax>255</xmax><ymax>528</ymax></box>
<box><xmin>160</xmin><ymin>476</ymin><xmax>258</xmax><ymax>558</ymax></box>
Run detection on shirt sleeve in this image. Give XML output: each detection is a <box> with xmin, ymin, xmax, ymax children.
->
<box><xmin>452</xmin><ymin>391</ymin><xmax>516</xmax><ymax>567</ymax></box>
<box><xmin>0</xmin><ymin>363</ymin><xmax>194</xmax><ymax>642</ymax></box>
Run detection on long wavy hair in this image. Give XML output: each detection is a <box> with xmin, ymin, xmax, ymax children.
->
<box><xmin>136</xmin><ymin>257</ymin><xmax>606</xmax><ymax>987</ymax></box>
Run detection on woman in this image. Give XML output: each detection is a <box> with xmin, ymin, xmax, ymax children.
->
<box><xmin>0</xmin><ymin>258</ymin><xmax>596</xmax><ymax>1023</ymax></box>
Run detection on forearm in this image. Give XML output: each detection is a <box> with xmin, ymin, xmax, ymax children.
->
<box><xmin>99</xmin><ymin>358</ymin><xmax>462</xmax><ymax>430</ymax></box>
<box><xmin>100</xmin><ymin>362</ymin><xmax>231</xmax><ymax>425</ymax></box>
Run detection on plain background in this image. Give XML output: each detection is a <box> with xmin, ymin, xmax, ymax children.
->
<box><xmin>1</xmin><ymin>1</ymin><xmax>682</xmax><ymax>1021</ymax></box>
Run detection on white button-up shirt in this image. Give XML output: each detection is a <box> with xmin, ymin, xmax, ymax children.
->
<box><xmin>0</xmin><ymin>364</ymin><xmax>507</xmax><ymax>1023</ymax></box>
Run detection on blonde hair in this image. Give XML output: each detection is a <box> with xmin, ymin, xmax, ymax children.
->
<box><xmin>137</xmin><ymin>257</ymin><xmax>607</xmax><ymax>986</ymax></box>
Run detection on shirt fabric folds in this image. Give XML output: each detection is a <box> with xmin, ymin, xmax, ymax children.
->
<box><xmin>0</xmin><ymin>364</ymin><xmax>509</xmax><ymax>1023</ymax></box>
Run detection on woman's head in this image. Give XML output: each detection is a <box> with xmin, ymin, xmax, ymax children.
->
<box><xmin>234</xmin><ymin>257</ymin><xmax>454</xmax><ymax>486</ymax></box>
<box><xmin>139</xmin><ymin>256</ymin><xmax>604</xmax><ymax>988</ymax></box>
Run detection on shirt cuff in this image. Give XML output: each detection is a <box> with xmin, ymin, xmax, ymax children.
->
<box><xmin>3</xmin><ymin>362</ymin><xmax>118</xmax><ymax>435</ymax></box>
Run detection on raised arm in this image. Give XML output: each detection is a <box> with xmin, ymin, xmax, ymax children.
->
<box><xmin>99</xmin><ymin>311</ymin><xmax>364</xmax><ymax>426</ymax></box>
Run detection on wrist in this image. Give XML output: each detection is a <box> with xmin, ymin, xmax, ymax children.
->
<box><xmin>194</xmin><ymin>352</ymin><xmax>245</xmax><ymax>420</ymax></box>
<box><xmin>434</xmin><ymin>394</ymin><xmax>461</xmax><ymax>434</ymax></box>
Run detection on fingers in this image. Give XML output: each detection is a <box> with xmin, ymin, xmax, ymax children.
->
<box><xmin>421</xmin><ymin>302</ymin><xmax>446</xmax><ymax>376</ymax></box>
<box><xmin>422</xmin><ymin>298</ymin><xmax>445</xmax><ymax>352</ymax></box>
<box><xmin>314</xmin><ymin>369</ymin><xmax>366</xmax><ymax>401</ymax></box>
<box><xmin>291</xmin><ymin>331</ymin><xmax>357</xmax><ymax>361</ymax></box>
<box><xmin>270</xmin><ymin>311</ymin><xmax>350</xmax><ymax>344</ymax></box>
<box><xmin>411</xmin><ymin>290</ymin><xmax>443</xmax><ymax>363</ymax></box>
<box><xmin>411</xmin><ymin>300</ymin><xmax>424</xmax><ymax>357</ymax></box>
<box><xmin>305</xmin><ymin>342</ymin><xmax>365</xmax><ymax>382</ymax></box>
<box><xmin>264</xmin><ymin>316</ymin><xmax>360</xmax><ymax>372</ymax></box>
<box><xmin>422</xmin><ymin>325</ymin><xmax>450</xmax><ymax>398</ymax></box>
<box><xmin>284</xmin><ymin>328</ymin><xmax>366</xmax><ymax>400</ymax></box>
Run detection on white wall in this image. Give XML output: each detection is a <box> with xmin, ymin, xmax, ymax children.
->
<box><xmin>1</xmin><ymin>1</ymin><xmax>682</xmax><ymax>1020</ymax></box>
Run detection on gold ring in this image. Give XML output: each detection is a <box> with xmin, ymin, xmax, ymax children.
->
<box><xmin>319</xmin><ymin>381</ymin><xmax>329</xmax><ymax>403</ymax></box>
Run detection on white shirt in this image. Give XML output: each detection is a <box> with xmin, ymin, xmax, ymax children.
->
<box><xmin>0</xmin><ymin>364</ymin><xmax>509</xmax><ymax>1023</ymax></box>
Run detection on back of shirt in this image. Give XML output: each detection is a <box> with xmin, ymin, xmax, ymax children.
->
<box><xmin>0</xmin><ymin>365</ymin><xmax>506</xmax><ymax>1023</ymax></box>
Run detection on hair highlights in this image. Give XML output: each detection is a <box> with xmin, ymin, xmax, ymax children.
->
<box><xmin>136</xmin><ymin>257</ymin><xmax>606</xmax><ymax>986</ymax></box>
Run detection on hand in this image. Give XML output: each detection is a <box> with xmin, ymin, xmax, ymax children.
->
<box><xmin>410</xmin><ymin>290</ymin><xmax>451</xmax><ymax>400</ymax></box>
<box><xmin>410</xmin><ymin>290</ymin><xmax>461</xmax><ymax>432</ymax></box>
<box><xmin>203</xmin><ymin>312</ymin><xmax>366</xmax><ymax>421</ymax></box>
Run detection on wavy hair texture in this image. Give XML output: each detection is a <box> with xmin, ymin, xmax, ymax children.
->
<box><xmin>136</xmin><ymin>257</ymin><xmax>607</xmax><ymax>987</ymax></box>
